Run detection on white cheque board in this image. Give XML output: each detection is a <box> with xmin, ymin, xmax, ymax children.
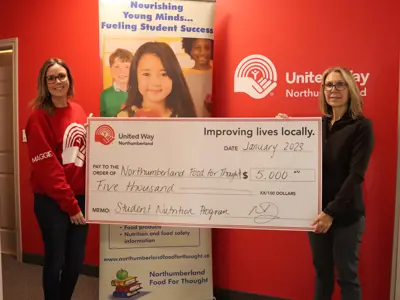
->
<box><xmin>86</xmin><ymin>117</ymin><xmax>322</xmax><ymax>231</ymax></box>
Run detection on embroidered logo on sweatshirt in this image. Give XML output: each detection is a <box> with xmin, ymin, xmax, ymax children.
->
<box><xmin>62</xmin><ymin>123</ymin><xmax>86</xmax><ymax>167</ymax></box>
<box><xmin>94</xmin><ymin>124</ymin><xmax>115</xmax><ymax>145</ymax></box>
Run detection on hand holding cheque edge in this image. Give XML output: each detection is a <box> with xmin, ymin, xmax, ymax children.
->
<box><xmin>84</xmin><ymin>113</ymin><xmax>93</xmax><ymax>129</ymax></box>
<box><xmin>275</xmin><ymin>113</ymin><xmax>333</xmax><ymax>233</ymax></box>
<box><xmin>70</xmin><ymin>211</ymin><xmax>86</xmax><ymax>225</ymax></box>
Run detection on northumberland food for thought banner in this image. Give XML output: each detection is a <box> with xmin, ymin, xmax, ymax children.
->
<box><xmin>99</xmin><ymin>0</ymin><xmax>214</xmax><ymax>118</ymax></box>
<box><xmin>98</xmin><ymin>0</ymin><xmax>215</xmax><ymax>299</ymax></box>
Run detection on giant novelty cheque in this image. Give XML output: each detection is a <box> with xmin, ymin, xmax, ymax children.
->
<box><xmin>86</xmin><ymin>117</ymin><xmax>322</xmax><ymax>231</ymax></box>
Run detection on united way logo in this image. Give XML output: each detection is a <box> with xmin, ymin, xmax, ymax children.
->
<box><xmin>234</xmin><ymin>54</ymin><xmax>278</xmax><ymax>99</ymax></box>
<box><xmin>62</xmin><ymin>123</ymin><xmax>86</xmax><ymax>167</ymax></box>
<box><xmin>94</xmin><ymin>124</ymin><xmax>115</xmax><ymax>145</ymax></box>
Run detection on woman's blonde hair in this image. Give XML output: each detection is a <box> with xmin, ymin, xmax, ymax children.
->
<box><xmin>319</xmin><ymin>66</ymin><xmax>363</xmax><ymax>118</ymax></box>
<box><xmin>30</xmin><ymin>58</ymin><xmax>74</xmax><ymax>115</ymax></box>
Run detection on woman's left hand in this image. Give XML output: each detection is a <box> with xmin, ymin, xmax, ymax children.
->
<box><xmin>311</xmin><ymin>212</ymin><xmax>333</xmax><ymax>233</ymax></box>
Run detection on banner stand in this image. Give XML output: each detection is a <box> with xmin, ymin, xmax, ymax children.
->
<box><xmin>96</xmin><ymin>1</ymin><xmax>216</xmax><ymax>299</ymax></box>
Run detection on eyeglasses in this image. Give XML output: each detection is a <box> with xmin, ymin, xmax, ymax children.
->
<box><xmin>323</xmin><ymin>81</ymin><xmax>347</xmax><ymax>91</ymax></box>
<box><xmin>46</xmin><ymin>73</ymin><xmax>68</xmax><ymax>84</ymax></box>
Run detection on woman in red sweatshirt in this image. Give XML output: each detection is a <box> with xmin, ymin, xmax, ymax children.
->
<box><xmin>25</xmin><ymin>58</ymin><xmax>89</xmax><ymax>300</ymax></box>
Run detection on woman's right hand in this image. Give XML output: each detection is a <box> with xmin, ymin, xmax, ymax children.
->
<box><xmin>275</xmin><ymin>113</ymin><xmax>289</xmax><ymax>119</ymax></box>
<box><xmin>84</xmin><ymin>113</ymin><xmax>93</xmax><ymax>130</ymax></box>
<box><xmin>70</xmin><ymin>211</ymin><xmax>86</xmax><ymax>225</ymax></box>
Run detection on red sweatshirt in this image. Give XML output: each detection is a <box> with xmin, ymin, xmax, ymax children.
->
<box><xmin>25</xmin><ymin>101</ymin><xmax>87</xmax><ymax>217</ymax></box>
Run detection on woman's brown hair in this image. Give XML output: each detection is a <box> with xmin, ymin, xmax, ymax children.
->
<box><xmin>122</xmin><ymin>42</ymin><xmax>197</xmax><ymax>117</ymax></box>
<box><xmin>319</xmin><ymin>66</ymin><xmax>363</xmax><ymax>119</ymax></box>
<box><xmin>30</xmin><ymin>58</ymin><xmax>74</xmax><ymax>115</ymax></box>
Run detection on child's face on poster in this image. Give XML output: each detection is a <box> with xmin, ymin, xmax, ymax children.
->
<box><xmin>110</xmin><ymin>57</ymin><xmax>130</xmax><ymax>85</ymax></box>
<box><xmin>191</xmin><ymin>39</ymin><xmax>212</xmax><ymax>67</ymax></box>
<box><xmin>137</xmin><ymin>54</ymin><xmax>172</xmax><ymax>103</ymax></box>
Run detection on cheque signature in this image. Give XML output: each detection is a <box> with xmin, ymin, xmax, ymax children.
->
<box><xmin>248</xmin><ymin>202</ymin><xmax>279</xmax><ymax>224</ymax></box>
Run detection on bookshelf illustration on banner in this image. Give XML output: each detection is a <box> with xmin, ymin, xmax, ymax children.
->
<box><xmin>111</xmin><ymin>268</ymin><xmax>144</xmax><ymax>299</ymax></box>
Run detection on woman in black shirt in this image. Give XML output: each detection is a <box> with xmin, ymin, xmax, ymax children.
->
<box><xmin>277</xmin><ymin>66</ymin><xmax>374</xmax><ymax>300</ymax></box>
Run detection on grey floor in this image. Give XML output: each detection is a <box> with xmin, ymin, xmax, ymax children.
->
<box><xmin>1</xmin><ymin>253</ymin><xmax>99</xmax><ymax>300</ymax></box>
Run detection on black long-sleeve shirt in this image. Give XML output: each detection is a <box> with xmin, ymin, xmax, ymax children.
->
<box><xmin>321</xmin><ymin>113</ymin><xmax>374</xmax><ymax>227</ymax></box>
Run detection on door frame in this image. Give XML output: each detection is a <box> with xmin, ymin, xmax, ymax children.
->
<box><xmin>391</xmin><ymin>54</ymin><xmax>400</xmax><ymax>300</ymax></box>
<box><xmin>0</xmin><ymin>37</ymin><xmax>22</xmax><ymax>263</ymax></box>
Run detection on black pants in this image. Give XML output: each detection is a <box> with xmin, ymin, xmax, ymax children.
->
<box><xmin>34</xmin><ymin>194</ymin><xmax>89</xmax><ymax>300</ymax></box>
<box><xmin>308</xmin><ymin>216</ymin><xmax>365</xmax><ymax>300</ymax></box>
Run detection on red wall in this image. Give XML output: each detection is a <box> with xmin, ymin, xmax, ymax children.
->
<box><xmin>0</xmin><ymin>0</ymin><xmax>102</xmax><ymax>266</ymax></box>
<box><xmin>211</xmin><ymin>1</ymin><xmax>400</xmax><ymax>300</ymax></box>
<box><xmin>1</xmin><ymin>1</ymin><xmax>400</xmax><ymax>300</ymax></box>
